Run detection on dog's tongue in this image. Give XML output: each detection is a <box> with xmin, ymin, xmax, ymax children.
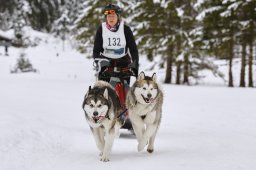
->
<box><xmin>149</xmin><ymin>98</ymin><xmax>154</xmax><ymax>103</ymax></box>
<box><xmin>93</xmin><ymin>116</ymin><xmax>104</xmax><ymax>122</ymax></box>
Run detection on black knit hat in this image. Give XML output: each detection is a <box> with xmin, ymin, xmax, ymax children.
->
<box><xmin>103</xmin><ymin>3</ymin><xmax>123</xmax><ymax>15</ymax></box>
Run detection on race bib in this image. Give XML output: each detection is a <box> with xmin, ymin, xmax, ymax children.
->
<box><xmin>102</xmin><ymin>21</ymin><xmax>126</xmax><ymax>59</ymax></box>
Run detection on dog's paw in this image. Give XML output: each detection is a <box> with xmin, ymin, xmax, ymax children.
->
<box><xmin>147</xmin><ymin>144</ymin><xmax>154</xmax><ymax>153</ymax></box>
<box><xmin>100</xmin><ymin>153</ymin><xmax>110</xmax><ymax>162</ymax></box>
<box><xmin>147</xmin><ymin>148</ymin><xmax>154</xmax><ymax>153</ymax></box>
<box><xmin>100</xmin><ymin>155</ymin><xmax>110</xmax><ymax>162</ymax></box>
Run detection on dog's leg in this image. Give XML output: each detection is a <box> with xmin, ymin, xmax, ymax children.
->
<box><xmin>137</xmin><ymin>110</ymin><xmax>157</xmax><ymax>152</ymax></box>
<box><xmin>147</xmin><ymin>132</ymin><xmax>157</xmax><ymax>153</ymax></box>
<box><xmin>91</xmin><ymin>128</ymin><xmax>104</xmax><ymax>154</ymax></box>
<box><xmin>138</xmin><ymin>124</ymin><xmax>158</xmax><ymax>152</ymax></box>
<box><xmin>129</xmin><ymin>113</ymin><xmax>145</xmax><ymax>143</ymax></box>
<box><xmin>100</xmin><ymin>128</ymin><xmax>115</xmax><ymax>162</ymax></box>
<box><xmin>132</xmin><ymin>122</ymin><xmax>145</xmax><ymax>143</ymax></box>
<box><xmin>98</xmin><ymin>128</ymin><xmax>105</xmax><ymax>156</ymax></box>
<box><xmin>114</xmin><ymin>122</ymin><xmax>122</xmax><ymax>138</ymax></box>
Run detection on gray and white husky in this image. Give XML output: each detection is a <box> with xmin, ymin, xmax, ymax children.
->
<box><xmin>82</xmin><ymin>81</ymin><xmax>123</xmax><ymax>162</ymax></box>
<box><xmin>126</xmin><ymin>72</ymin><xmax>163</xmax><ymax>153</ymax></box>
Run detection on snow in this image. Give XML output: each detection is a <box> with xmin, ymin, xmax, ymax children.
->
<box><xmin>0</xmin><ymin>30</ymin><xmax>13</xmax><ymax>40</ymax></box>
<box><xmin>176</xmin><ymin>7</ymin><xmax>184</xmax><ymax>17</ymax></box>
<box><xmin>194</xmin><ymin>0</ymin><xmax>205</xmax><ymax>9</ymax></box>
<box><xmin>153</xmin><ymin>0</ymin><xmax>160</xmax><ymax>4</ymax></box>
<box><xmin>220</xmin><ymin>1</ymin><xmax>243</xmax><ymax>17</ymax></box>
<box><xmin>196</xmin><ymin>6</ymin><xmax>222</xmax><ymax>21</ymax></box>
<box><xmin>1</xmin><ymin>33</ymin><xmax>256</xmax><ymax>170</ymax></box>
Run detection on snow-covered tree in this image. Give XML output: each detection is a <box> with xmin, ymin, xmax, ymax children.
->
<box><xmin>0</xmin><ymin>0</ymin><xmax>17</xmax><ymax>30</ymax></box>
<box><xmin>159</xmin><ymin>1</ymin><xmax>180</xmax><ymax>84</ymax></box>
<box><xmin>131</xmin><ymin>0</ymin><xmax>180</xmax><ymax>83</ymax></box>
<box><xmin>11</xmin><ymin>52</ymin><xmax>37</xmax><ymax>73</ymax></box>
<box><xmin>198</xmin><ymin>0</ymin><xmax>238</xmax><ymax>87</ymax></box>
<box><xmin>132</xmin><ymin>0</ymin><xmax>214</xmax><ymax>85</ymax></box>
<box><xmin>235</xmin><ymin>0</ymin><xmax>256</xmax><ymax>88</ymax></box>
<box><xmin>26</xmin><ymin>0</ymin><xmax>60</xmax><ymax>32</ymax></box>
<box><xmin>13</xmin><ymin>0</ymin><xmax>27</xmax><ymax>46</ymax></box>
<box><xmin>173</xmin><ymin>0</ymin><xmax>202</xmax><ymax>85</ymax></box>
<box><xmin>198</xmin><ymin>0</ymin><xmax>256</xmax><ymax>87</ymax></box>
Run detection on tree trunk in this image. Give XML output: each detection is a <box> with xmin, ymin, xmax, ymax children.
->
<box><xmin>176</xmin><ymin>34</ymin><xmax>182</xmax><ymax>85</ymax></box>
<box><xmin>228</xmin><ymin>44</ymin><xmax>234</xmax><ymax>87</ymax></box>
<box><xmin>164</xmin><ymin>45</ymin><xmax>173</xmax><ymax>84</ymax></box>
<box><xmin>183</xmin><ymin>53</ymin><xmax>189</xmax><ymax>85</ymax></box>
<box><xmin>240</xmin><ymin>42</ymin><xmax>246</xmax><ymax>87</ymax></box>
<box><xmin>228</xmin><ymin>9</ymin><xmax>234</xmax><ymax>87</ymax></box>
<box><xmin>248</xmin><ymin>39</ymin><xmax>254</xmax><ymax>87</ymax></box>
<box><xmin>147</xmin><ymin>51</ymin><xmax>153</xmax><ymax>62</ymax></box>
<box><xmin>248</xmin><ymin>20</ymin><xmax>254</xmax><ymax>87</ymax></box>
<box><xmin>176</xmin><ymin>61</ymin><xmax>181</xmax><ymax>84</ymax></box>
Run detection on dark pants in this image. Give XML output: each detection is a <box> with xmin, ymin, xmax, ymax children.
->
<box><xmin>98</xmin><ymin>54</ymin><xmax>131</xmax><ymax>85</ymax></box>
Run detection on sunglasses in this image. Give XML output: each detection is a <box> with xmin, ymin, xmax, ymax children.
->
<box><xmin>104</xmin><ymin>10</ymin><xmax>116</xmax><ymax>15</ymax></box>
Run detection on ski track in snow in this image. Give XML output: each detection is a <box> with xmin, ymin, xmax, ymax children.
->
<box><xmin>1</xmin><ymin>38</ymin><xmax>256</xmax><ymax>170</ymax></box>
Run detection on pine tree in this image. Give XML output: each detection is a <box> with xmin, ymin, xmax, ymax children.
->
<box><xmin>13</xmin><ymin>0</ymin><xmax>26</xmax><ymax>46</ymax></box>
<box><xmin>132</xmin><ymin>0</ymin><xmax>163</xmax><ymax>58</ymax></box>
<box><xmin>242</xmin><ymin>1</ymin><xmax>256</xmax><ymax>88</ymax></box>
<box><xmin>132</xmin><ymin>0</ymin><xmax>180</xmax><ymax>84</ymax></box>
<box><xmin>0</xmin><ymin>0</ymin><xmax>17</xmax><ymax>30</ymax></box>
<box><xmin>26</xmin><ymin>0</ymin><xmax>60</xmax><ymax>32</ymax></box>
<box><xmin>1</xmin><ymin>0</ymin><xmax>62</xmax><ymax>32</ymax></box>
<box><xmin>236</xmin><ymin>0</ymin><xmax>249</xmax><ymax>87</ymax></box>
<box><xmin>174</xmin><ymin>0</ymin><xmax>204</xmax><ymax>85</ymax></box>
<box><xmin>161</xmin><ymin>1</ymin><xmax>180</xmax><ymax>84</ymax></box>
<box><xmin>199</xmin><ymin>0</ymin><xmax>240</xmax><ymax>87</ymax></box>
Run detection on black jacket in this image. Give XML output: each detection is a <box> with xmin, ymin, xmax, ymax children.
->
<box><xmin>93</xmin><ymin>23</ymin><xmax>139</xmax><ymax>70</ymax></box>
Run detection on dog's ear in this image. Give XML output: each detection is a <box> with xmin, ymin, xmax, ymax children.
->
<box><xmin>138</xmin><ymin>72</ymin><xmax>145</xmax><ymax>81</ymax></box>
<box><xmin>103</xmin><ymin>88</ymin><xmax>108</xmax><ymax>100</ymax></box>
<box><xmin>152</xmin><ymin>73</ymin><xmax>157</xmax><ymax>82</ymax></box>
<box><xmin>85</xmin><ymin>86</ymin><xmax>92</xmax><ymax>98</ymax></box>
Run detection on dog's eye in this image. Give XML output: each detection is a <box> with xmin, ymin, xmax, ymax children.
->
<box><xmin>98</xmin><ymin>104</ymin><xmax>102</xmax><ymax>108</ymax></box>
<box><xmin>143</xmin><ymin>87</ymin><xmax>146</xmax><ymax>90</ymax></box>
<box><xmin>90</xmin><ymin>104</ymin><xmax>94</xmax><ymax>107</ymax></box>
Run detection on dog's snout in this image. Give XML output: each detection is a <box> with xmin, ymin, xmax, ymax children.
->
<box><xmin>147</xmin><ymin>93</ymin><xmax>152</xmax><ymax>98</ymax></box>
<box><xmin>93</xmin><ymin>111</ymin><xmax>99</xmax><ymax>116</ymax></box>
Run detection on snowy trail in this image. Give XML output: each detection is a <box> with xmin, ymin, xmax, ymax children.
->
<box><xmin>1</xmin><ymin>40</ymin><xmax>256</xmax><ymax>170</ymax></box>
<box><xmin>1</xmin><ymin>75</ymin><xmax>256</xmax><ymax>170</ymax></box>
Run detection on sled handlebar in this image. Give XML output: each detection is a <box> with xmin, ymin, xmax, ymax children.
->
<box><xmin>100</xmin><ymin>68</ymin><xmax>136</xmax><ymax>79</ymax></box>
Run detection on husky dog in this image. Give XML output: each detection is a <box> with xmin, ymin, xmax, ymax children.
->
<box><xmin>126</xmin><ymin>72</ymin><xmax>163</xmax><ymax>153</ymax></box>
<box><xmin>82</xmin><ymin>81</ymin><xmax>123</xmax><ymax>162</ymax></box>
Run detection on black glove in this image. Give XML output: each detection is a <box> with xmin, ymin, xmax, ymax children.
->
<box><xmin>94</xmin><ymin>58</ymin><xmax>110</xmax><ymax>73</ymax></box>
<box><xmin>128</xmin><ymin>62</ymin><xmax>138</xmax><ymax>77</ymax></box>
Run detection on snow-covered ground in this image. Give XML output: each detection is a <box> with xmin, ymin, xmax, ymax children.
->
<box><xmin>1</xmin><ymin>34</ymin><xmax>256</xmax><ymax>170</ymax></box>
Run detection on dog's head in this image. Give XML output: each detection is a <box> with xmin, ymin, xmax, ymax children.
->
<box><xmin>134</xmin><ymin>72</ymin><xmax>158</xmax><ymax>105</ymax></box>
<box><xmin>82</xmin><ymin>86</ymin><xmax>110</xmax><ymax>124</ymax></box>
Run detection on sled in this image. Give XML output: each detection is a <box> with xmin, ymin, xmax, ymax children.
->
<box><xmin>94</xmin><ymin>58</ymin><xmax>136</xmax><ymax>133</ymax></box>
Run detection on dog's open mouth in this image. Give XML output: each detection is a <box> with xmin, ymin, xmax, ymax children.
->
<box><xmin>92</xmin><ymin>116</ymin><xmax>105</xmax><ymax>123</ymax></box>
<box><xmin>141</xmin><ymin>95</ymin><xmax>154</xmax><ymax>103</ymax></box>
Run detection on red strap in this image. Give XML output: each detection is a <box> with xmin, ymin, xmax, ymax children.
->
<box><xmin>115</xmin><ymin>83</ymin><xmax>126</xmax><ymax>110</ymax></box>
